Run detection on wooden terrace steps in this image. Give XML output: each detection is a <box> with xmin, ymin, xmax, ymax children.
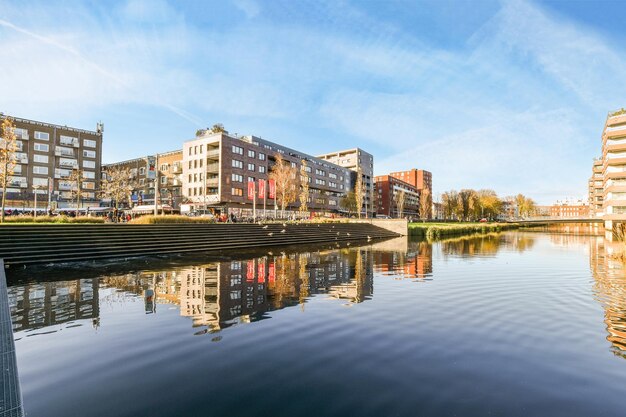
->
<box><xmin>0</xmin><ymin>223</ymin><xmax>398</xmax><ymax>266</ymax></box>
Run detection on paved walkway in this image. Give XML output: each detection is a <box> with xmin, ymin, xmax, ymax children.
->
<box><xmin>0</xmin><ymin>260</ymin><xmax>23</xmax><ymax>417</ymax></box>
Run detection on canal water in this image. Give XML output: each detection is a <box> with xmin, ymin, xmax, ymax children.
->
<box><xmin>5</xmin><ymin>232</ymin><xmax>626</xmax><ymax>417</ymax></box>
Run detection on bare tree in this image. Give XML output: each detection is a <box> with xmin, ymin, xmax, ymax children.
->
<box><xmin>419</xmin><ymin>188</ymin><xmax>432</xmax><ymax>222</ymax></box>
<box><xmin>442</xmin><ymin>190</ymin><xmax>459</xmax><ymax>220</ymax></box>
<box><xmin>0</xmin><ymin>118</ymin><xmax>18</xmax><ymax>223</ymax></box>
<box><xmin>68</xmin><ymin>168</ymin><xmax>83</xmax><ymax>216</ymax></box>
<box><xmin>355</xmin><ymin>168</ymin><xmax>364</xmax><ymax>219</ymax></box>
<box><xmin>269</xmin><ymin>153</ymin><xmax>299</xmax><ymax>217</ymax></box>
<box><xmin>394</xmin><ymin>189</ymin><xmax>406</xmax><ymax>218</ymax></box>
<box><xmin>298</xmin><ymin>159</ymin><xmax>309</xmax><ymax>213</ymax></box>
<box><xmin>101</xmin><ymin>167</ymin><xmax>134</xmax><ymax>220</ymax></box>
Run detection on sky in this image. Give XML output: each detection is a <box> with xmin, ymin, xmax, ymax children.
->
<box><xmin>2</xmin><ymin>0</ymin><xmax>626</xmax><ymax>204</ymax></box>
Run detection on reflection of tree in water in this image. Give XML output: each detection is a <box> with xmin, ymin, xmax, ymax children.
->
<box><xmin>505</xmin><ymin>234</ymin><xmax>536</xmax><ymax>252</ymax></box>
<box><xmin>440</xmin><ymin>234</ymin><xmax>501</xmax><ymax>257</ymax></box>
<box><xmin>589</xmin><ymin>238</ymin><xmax>626</xmax><ymax>359</ymax></box>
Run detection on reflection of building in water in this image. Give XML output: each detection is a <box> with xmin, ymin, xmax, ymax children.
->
<box><xmin>589</xmin><ymin>237</ymin><xmax>626</xmax><ymax>358</ymax></box>
<box><xmin>8</xmin><ymin>279</ymin><xmax>99</xmax><ymax>332</ymax></box>
<box><xmin>373</xmin><ymin>241</ymin><xmax>433</xmax><ymax>279</ymax></box>
<box><xmin>92</xmin><ymin>248</ymin><xmax>375</xmax><ymax>333</ymax></box>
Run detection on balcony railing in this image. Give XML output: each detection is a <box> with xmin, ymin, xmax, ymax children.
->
<box><xmin>59</xmin><ymin>137</ymin><xmax>79</xmax><ymax>147</ymax></box>
<box><xmin>171</xmin><ymin>164</ymin><xmax>182</xmax><ymax>174</ymax></box>
<box><xmin>206</xmin><ymin>149</ymin><xmax>220</xmax><ymax>159</ymax></box>
<box><xmin>55</xmin><ymin>148</ymin><xmax>75</xmax><ymax>157</ymax></box>
<box><xmin>206</xmin><ymin>163</ymin><xmax>219</xmax><ymax>172</ymax></box>
<box><xmin>206</xmin><ymin>178</ymin><xmax>219</xmax><ymax>187</ymax></box>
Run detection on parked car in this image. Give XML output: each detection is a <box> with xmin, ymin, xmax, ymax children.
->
<box><xmin>479</xmin><ymin>218</ymin><xmax>488</xmax><ymax>223</ymax></box>
<box><xmin>188</xmin><ymin>209</ymin><xmax>215</xmax><ymax>219</ymax></box>
<box><xmin>377</xmin><ymin>215</ymin><xmax>392</xmax><ymax>219</ymax></box>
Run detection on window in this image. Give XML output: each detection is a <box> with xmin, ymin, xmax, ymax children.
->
<box><xmin>188</xmin><ymin>174</ymin><xmax>192</xmax><ymax>183</ymax></box>
<box><xmin>13</xmin><ymin>128</ymin><xmax>28</xmax><ymax>139</ymax></box>
<box><xmin>188</xmin><ymin>161</ymin><xmax>192</xmax><ymax>169</ymax></box>
<box><xmin>248</xmin><ymin>150</ymin><xmax>256</xmax><ymax>158</ymax></box>
<box><xmin>34</xmin><ymin>131</ymin><xmax>49</xmax><ymax>141</ymax></box>
<box><xmin>188</xmin><ymin>147</ymin><xmax>192</xmax><ymax>156</ymax></box>
<box><xmin>291</xmin><ymin>162</ymin><xmax>297</xmax><ymax>168</ymax></box>
<box><xmin>83</xmin><ymin>150</ymin><xmax>96</xmax><ymax>158</ymax></box>
<box><xmin>34</xmin><ymin>143</ymin><xmax>49</xmax><ymax>152</ymax></box>
<box><xmin>83</xmin><ymin>139</ymin><xmax>96</xmax><ymax>148</ymax></box>
<box><xmin>259</xmin><ymin>153</ymin><xmax>266</xmax><ymax>161</ymax></box>
<box><xmin>82</xmin><ymin>182</ymin><xmax>95</xmax><ymax>190</ymax></box>
<box><xmin>247</xmin><ymin>176</ymin><xmax>255</xmax><ymax>183</ymax></box>
<box><xmin>33</xmin><ymin>166</ymin><xmax>48</xmax><ymax>175</ymax></box>
<box><xmin>258</xmin><ymin>166</ymin><xmax>266</xmax><ymax>173</ymax></box>
<box><xmin>304</xmin><ymin>166</ymin><xmax>312</xmax><ymax>173</ymax></box>
<box><xmin>247</xmin><ymin>163</ymin><xmax>255</xmax><ymax>171</ymax></box>
<box><xmin>33</xmin><ymin>154</ymin><xmax>48</xmax><ymax>164</ymax></box>
<box><xmin>83</xmin><ymin>171</ymin><xmax>96</xmax><ymax>179</ymax></box>
<box><xmin>232</xmin><ymin>145</ymin><xmax>243</xmax><ymax>155</ymax></box>
<box><xmin>316</xmin><ymin>169</ymin><xmax>325</xmax><ymax>176</ymax></box>
<box><xmin>160</xmin><ymin>164</ymin><xmax>168</xmax><ymax>171</ymax></box>
<box><xmin>140</xmin><ymin>179</ymin><xmax>145</xmax><ymax>186</ymax></box>
<box><xmin>232</xmin><ymin>187</ymin><xmax>243</xmax><ymax>196</ymax></box>
<box><xmin>232</xmin><ymin>159</ymin><xmax>243</xmax><ymax>169</ymax></box>
<box><xmin>32</xmin><ymin>177</ymin><xmax>48</xmax><ymax>187</ymax></box>
<box><xmin>139</xmin><ymin>167</ymin><xmax>146</xmax><ymax>175</ymax></box>
<box><xmin>329</xmin><ymin>172</ymin><xmax>337</xmax><ymax>179</ymax></box>
<box><xmin>83</xmin><ymin>160</ymin><xmax>96</xmax><ymax>169</ymax></box>
<box><xmin>200</xmin><ymin>144</ymin><xmax>203</xmax><ymax>154</ymax></box>
<box><xmin>232</xmin><ymin>173</ymin><xmax>243</xmax><ymax>182</ymax></box>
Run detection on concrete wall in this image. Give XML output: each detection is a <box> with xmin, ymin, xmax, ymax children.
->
<box><xmin>350</xmin><ymin>219</ymin><xmax>408</xmax><ymax>236</ymax></box>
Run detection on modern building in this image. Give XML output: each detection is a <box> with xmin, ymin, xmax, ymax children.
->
<box><xmin>589</xmin><ymin>108</ymin><xmax>626</xmax><ymax>239</ymax></box>
<box><xmin>0</xmin><ymin>114</ymin><xmax>103</xmax><ymax>209</ymax></box>
<box><xmin>589</xmin><ymin>158</ymin><xmax>604</xmax><ymax>217</ymax></box>
<box><xmin>316</xmin><ymin>148</ymin><xmax>375</xmax><ymax>217</ymax></box>
<box><xmin>389</xmin><ymin>168</ymin><xmax>432</xmax><ymax>218</ymax></box>
<box><xmin>183</xmin><ymin>129</ymin><xmax>356</xmax><ymax>216</ymax></box>
<box><xmin>549</xmin><ymin>200</ymin><xmax>590</xmax><ymax>218</ymax></box>
<box><xmin>374</xmin><ymin>175</ymin><xmax>419</xmax><ymax>218</ymax></box>
<box><xmin>102</xmin><ymin>149</ymin><xmax>183</xmax><ymax>209</ymax></box>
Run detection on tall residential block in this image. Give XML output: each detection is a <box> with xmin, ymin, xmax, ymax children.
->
<box><xmin>102</xmin><ymin>149</ymin><xmax>183</xmax><ymax>209</ymax></box>
<box><xmin>183</xmin><ymin>129</ymin><xmax>356</xmax><ymax>215</ymax></box>
<box><xmin>374</xmin><ymin>175</ymin><xmax>419</xmax><ymax>218</ymax></box>
<box><xmin>316</xmin><ymin>148</ymin><xmax>375</xmax><ymax>217</ymax></box>
<box><xmin>0</xmin><ymin>114</ymin><xmax>103</xmax><ymax>209</ymax></box>
<box><xmin>588</xmin><ymin>158</ymin><xmax>603</xmax><ymax>217</ymax></box>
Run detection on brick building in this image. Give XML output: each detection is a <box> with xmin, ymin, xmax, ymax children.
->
<box><xmin>374</xmin><ymin>175</ymin><xmax>419</xmax><ymax>218</ymax></box>
<box><xmin>0</xmin><ymin>114</ymin><xmax>103</xmax><ymax>210</ymax></box>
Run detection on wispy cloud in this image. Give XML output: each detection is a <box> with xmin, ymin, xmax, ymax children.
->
<box><xmin>0</xmin><ymin>0</ymin><xmax>620</xmax><ymax>202</ymax></box>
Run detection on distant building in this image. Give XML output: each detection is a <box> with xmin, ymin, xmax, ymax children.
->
<box><xmin>550</xmin><ymin>200</ymin><xmax>589</xmax><ymax>218</ymax></box>
<box><xmin>432</xmin><ymin>201</ymin><xmax>443</xmax><ymax>220</ymax></box>
<box><xmin>102</xmin><ymin>149</ymin><xmax>183</xmax><ymax>209</ymax></box>
<box><xmin>588</xmin><ymin>158</ymin><xmax>603</xmax><ymax>217</ymax></box>
<box><xmin>317</xmin><ymin>148</ymin><xmax>375</xmax><ymax>217</ymax></box>
<box><xmin>374</xmin><ymin>175</ymin><xmax>419</xmax><ymax>218</ymax></box>
<box><xmin>389</xmin><ymin>168</ymin><xmax>432</xmax><ymax>218</ymax></box>
<box><xmin>0</xmin><ymin>114</ymin><xmax>103</xmax><ymax>209</ymax></box>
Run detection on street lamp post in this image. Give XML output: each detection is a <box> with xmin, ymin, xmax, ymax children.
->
<box><xmin>32</xmin><ymin>185</ymin><xmax>41</xmax><ymax>218</ymax></box>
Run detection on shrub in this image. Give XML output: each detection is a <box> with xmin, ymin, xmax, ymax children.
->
<box><xmin>128</xmin><ymin>215</ymin><xmax>216</xmax><ymax>224</ymax></box>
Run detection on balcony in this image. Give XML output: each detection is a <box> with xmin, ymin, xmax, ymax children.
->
<box><xmin>55</xmin><ymin>147</ymin><xmax>75</xmax><ymax>157</ymax></box>
<box><xmin>59</xmin><ymin>158</ymin><xmax>79</xmax><ymax>169</ymax></box>
<box><xmin>206</xmin><ymin>148</ymin><xmax>220</xmax><ymax>160</ymax></box>
<box><xmin>58</xmin><ymin>182</ymin><xmax>74</xmax><ymax>191</ymax></box>
<box><xmin>14</xmin><ymin>153</ymin><xmax>27</xmax><ymax>164</ymax></box>
<box><xmin>171</xmin><ymin>178</ymin><xmax>182</xmax><ymax>186</ymax></box>
<box><xmin>171</xmin><ymin>164</ymin><xmax>182</xmax><ymax>174</ymax></box>
<box><xmin>59</xmin><ymin>137</ymin><xmax>79</xmax><ymax>147</ymax></box>
<box><xmin>206</xmin><ymin>177</ymin><xmax>219</xmax><ymax>187</ymax></box>
<box><xmin>206</xmin><ymin>163</ymin><xmax>219</xmax><ymax>173</ymax></box>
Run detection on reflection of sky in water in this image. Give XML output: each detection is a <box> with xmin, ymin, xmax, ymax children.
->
<box><xmin>6</xmin><ymin>231</ymin><xmax>626</xmax><ymax>417</ymax></box>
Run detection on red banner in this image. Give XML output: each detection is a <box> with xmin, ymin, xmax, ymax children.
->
<box><xmin>268</xmin><ymin>179</ymin><xmax>276</xmax><ymax>199</ymax></box>
<box><xmin>246</xmin><ymin>261</ymin><xmax>255</xmax><ymax>282</ymax></box>
<box><xmin>258</xmin><ymin>179</ymin><xmax>266</xmax><ymax>198</ymax></box>
<box><xmin>247</xmin><ymin>180</ymin><xmax>255</xmax><ymax>200</ymax></box>
<box><xmin>257</xmin><ymin>262</ymin><xmax>265</xmax><ymax>283</ymax></box>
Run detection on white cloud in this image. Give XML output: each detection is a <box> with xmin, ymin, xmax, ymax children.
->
<box><xmin>233</xmin><ymin>0</ymin><xmax>260</xmax><ymax>19</ymax></box>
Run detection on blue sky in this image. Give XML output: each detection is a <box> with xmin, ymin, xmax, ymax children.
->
<box><xmin>2</xmin><ymin>0</ymin><xmax>626</xmax><ymax>204</ymax></box>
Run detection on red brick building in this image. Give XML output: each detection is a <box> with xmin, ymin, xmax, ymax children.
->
<box><xmin>374</xmin><ymin>175</ymin><xmax>419</xmax><ymax>218</ymax></box>
<box><xmin>550</xmin><ymin>200</ymin><xmax>590</xmax><ymax>218</ymax></box>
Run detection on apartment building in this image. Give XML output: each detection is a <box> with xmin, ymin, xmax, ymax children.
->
<box><xmin>588</xmin><ymin>158</ymin><xmax>603</xmax><ymax>217</ymax></box>
<box><xmin>183</xmin><ymin>129</ymin><xmax>355</xmax><ymax>215</ymax></box>
<box><xmin>0</xmin><ymin>114</ymin><xmax>103</xmax><ymax>209</ymax></box>
<box><xmin>374</xmin><ymin>175</ymin><xmax>420</xmax><ymax>218</ymax></box>
<box><xmin>316</xmin><ymin>148</ymin><xmax>375</xmax><ymax>217</ymax></box>
<box><xmin>102</xmin><ymin>150</ymin><xmax>183</xmax><ymax>209</ymax></box>
<box><xmin>389</xmin><ymin>168</ymin><xmax>432</xmax><ymax>194</ymax></box>
<box><xmin>550</xmin><ymin>200</ymin><xmax>590</xmax><ymax>218</ymax></box>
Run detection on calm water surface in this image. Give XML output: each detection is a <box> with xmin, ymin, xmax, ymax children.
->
<box><xmin>7</xmin><ymin>232</ymin><xmax>626</xmax><ymax>417</ymax></box>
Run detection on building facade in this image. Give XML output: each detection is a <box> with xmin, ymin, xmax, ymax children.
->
<box><xmin>102</xmin><ymin>150</ymin><xmax>183</xmax><ymax>209</ymax></box>
<box><xmin>588</xmin><ymin>158</ymin><xmax>603</xmax><ymax>217</ymax></box>
<box><xmin>374</xmin><ymin>175</ymin><xmax>419</xmax><ymax>218</ymax></box>
<box><xmin>183</xmin><ymin>130</ymin><xmax>355</xmax><ymax>215</ymax></box>
<box><xmin>389</xmin><ymin>168</ymin><xmax>432</xmax><ymax>218</ymax></box>
<box><xmin>589</xmin><ymin>108</ymin><xmax>626</xmax><ymax>239</ymax></box>
<box><xmin>0</xmin><ymin>114</ymin><xmax>103</xmax><ymax>209</ymax></box>
<box><xmin>549</xmin><ymin>200</ymin><xmax>590</xmax><ymax>218</ymax></box>
<box><xmin>316</xmin><ymin>148</ymin><xmax>375</xmax><ymax>217</ymax></box>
